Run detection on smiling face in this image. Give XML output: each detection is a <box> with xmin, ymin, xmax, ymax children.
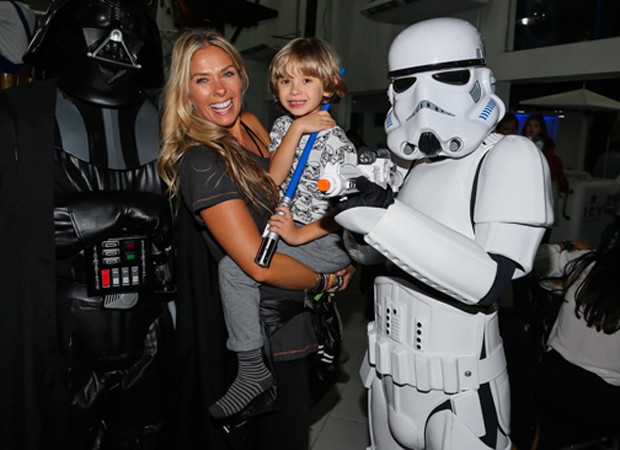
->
<box><xmin>276</xmin><ymin>68</ymin><xmax>330</xmax><ymax>118</ymax></box>
<box><xmin>188</xmin><ymin>45</ymin><xmax>243</xmax><ymax>128</ymax></box>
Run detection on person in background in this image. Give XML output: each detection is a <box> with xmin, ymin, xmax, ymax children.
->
<box><xmin>522</xmin><ymin>113</ymin><xmax>548</xmax><ymax>147</ymax></box>
<box><xmin>495</xmin><ymin>111</ymin><xmax>519</xmax><ymax>135</ymax></box>
<box><xmin>158</xmin><ymin>28</ymin><xmax>354</xmax><ymax>449</ymax></box>
<box><xmin>534</xmin><ymin>213</ymin><xmax>620</xmax><ymax>449</ymax></box>
<box><xmin>0</xmin><ymin>1</ymin><xmax>37</xmax><ymax>89</ymax></box>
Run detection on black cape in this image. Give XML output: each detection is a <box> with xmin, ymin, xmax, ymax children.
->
<box><xmin>169</xmin><ymin>204</ymin><xmax>236</xmax><ymax>449</ymax></box>
<box><xmin>0</xmin><ymin>80</ymin><xmax>68</xmax><ymax>449</ymax></box>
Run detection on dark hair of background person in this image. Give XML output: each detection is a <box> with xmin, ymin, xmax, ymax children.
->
<box><xmin>565</xmin><ymin>216</ymin><xmax>620</xmax><ymax>333</ymax></box>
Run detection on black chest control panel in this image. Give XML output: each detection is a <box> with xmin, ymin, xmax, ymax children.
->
<box><xmin>87</xmin><ymin>236</ymin><xmax>150</xmax><ymax>296</ymax></box>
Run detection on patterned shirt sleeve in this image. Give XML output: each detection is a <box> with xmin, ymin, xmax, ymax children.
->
<box><xmin>269</xmin><ymin>115</ymin><xmax>294</xmax><ymax>154</ymax></box>
<box><xmin>288</xmin><ymin>125</ymin><xmax>358</xmax><ymax>225</ymax></box>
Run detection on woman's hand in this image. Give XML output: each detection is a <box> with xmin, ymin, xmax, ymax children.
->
<box><xmin>268</xmin><ymin>206</ymin><xmax>302</xmax><ymax>245</ymax></box>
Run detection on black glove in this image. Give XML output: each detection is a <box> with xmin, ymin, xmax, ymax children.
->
<box><xmin>55</xmin><ymin>191</ymin><xmax>170</xmax><ymax>257</ymax></box>
<box><xmin>120</xmin><ymin>192</ymin><xmax>171</xmax><ymax>239</ymax></box>
<box><xmin>336</xmin><ymin>176</ymin><xmax>395</xmax><ymax>210</ymax></box>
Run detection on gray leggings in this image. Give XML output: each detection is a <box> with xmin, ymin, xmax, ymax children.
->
<box><xmin>218</xmin><ymin>232</ymin><xmax>351</xmax><ymax>352</ymax></box>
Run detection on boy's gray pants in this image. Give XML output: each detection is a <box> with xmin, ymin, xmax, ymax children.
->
<box><xmin>218</xmin><ymin>232</ymin><xmax>351</xmax><ymax>352</ymax></box>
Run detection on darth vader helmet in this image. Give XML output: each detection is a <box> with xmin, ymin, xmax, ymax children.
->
<box><xmin>24</xmin><ymin>0</ymin><xmax>164</xmax><ymax>106</ymax></box>
<box><xmin>385</xmin><ymin>17</ymin><xmax>505</xmax><ymax>160</ymax></box>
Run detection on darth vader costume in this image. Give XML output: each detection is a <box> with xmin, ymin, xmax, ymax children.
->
<box><xmin>0</xmin><ymin>0</ymin><xmax>174</xmax><ymax>448</ymax></box>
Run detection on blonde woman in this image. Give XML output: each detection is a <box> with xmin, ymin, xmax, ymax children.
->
<box><xmin>158</xmin><ymin>28</ymin><xmax>353</xmax><ymax>448</ymax></box>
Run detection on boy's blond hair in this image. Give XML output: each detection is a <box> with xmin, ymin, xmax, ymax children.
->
<box><xmin>268</xmin><ymin>37</ymin><xmax>346</xmax><ymax>105</ymax></box>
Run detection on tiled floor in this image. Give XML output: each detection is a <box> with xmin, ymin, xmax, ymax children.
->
<box><xmin>309</xmin><ymin>271</ymin><xmax>372</xmax><ymax>450</ymax></box>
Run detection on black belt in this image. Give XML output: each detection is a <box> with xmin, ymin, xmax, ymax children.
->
<box><xmin>57</xmin><ymin>279</ymin><xmax>160</xmax><ymax>310</ymax></box>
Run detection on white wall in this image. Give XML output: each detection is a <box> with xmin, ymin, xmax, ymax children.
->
<box><xmin>157</xmin><ymin>0</ymin><xmax>620</xmax><ymax>170</ymax></box>
<box><xmin>227</xmin><ymin>0</ymin><xmax>406</xmax><ymax>131</ymax></box>
<box><xmin>158</xmin><ymin>0</ymin><xmax>620</xmax><ymax>94</ymax></box>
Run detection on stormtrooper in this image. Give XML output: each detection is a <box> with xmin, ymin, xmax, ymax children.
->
<box><xmin>336</xmin><ymin>18</ymin><xmax>554</xmax><ymax>450</ymax></box>
<box><xmin>0</xmin><ymin>0</ymin><xmax>174</xmax><ymax>448</ymax></box>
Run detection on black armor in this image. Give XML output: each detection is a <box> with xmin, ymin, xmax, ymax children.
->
<box><xmin>5</xmin><ymin>0</ymin><xmax>175</xmax><ymax>448</ymax></box>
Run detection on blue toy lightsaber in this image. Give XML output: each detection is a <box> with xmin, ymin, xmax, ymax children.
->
<box><xmin>255</xmin><ymin>103</ymin><xmax>332</xmax><ymax>268</ymax></box>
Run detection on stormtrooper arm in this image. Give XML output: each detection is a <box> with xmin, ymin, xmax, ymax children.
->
<box><xmin>335</xmin><ymin>135</ymin><xmax>553</xmax><ymax>305</ymax></box>
<box><xmin>336</xmin><ymin>201</ymin><xmax>499</xmax><ymax>305</ymax></box>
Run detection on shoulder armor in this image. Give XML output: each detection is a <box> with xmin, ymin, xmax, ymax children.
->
<box><xmin>55</xmin><ymin>90</ymin><xmax>160</xmax><ymax>170</ymax></box>
<box><xmin>474</xmin><ymin>134</ymin><xmax>554</xmax><ymax>227</ymax></box>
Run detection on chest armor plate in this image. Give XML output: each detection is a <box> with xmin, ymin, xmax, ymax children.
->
<box><xmin>397</xmin><ymin>148</ymin><xmax>490</xmax><ymax>240</ymax></box>
<box><xmin>55</xmin><ymin>90</ymin><xmax>160</xmax><ymax>170</ymax></box>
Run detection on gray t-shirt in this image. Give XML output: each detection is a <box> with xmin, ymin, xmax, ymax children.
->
<box><xmin>180</xmin><ymin>144</ymin><xmax>269</xmax><ymax>261</ymax></box>
<box><xmin>179</xmin><ymin>143</ymin><xmax>317</xmax><ymax>361</ymax></box>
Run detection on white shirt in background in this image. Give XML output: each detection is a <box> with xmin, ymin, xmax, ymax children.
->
<box><xmin>535</xmin><ymin>244</ymin><xmax>620</xmax><ymax>386</ymax></box>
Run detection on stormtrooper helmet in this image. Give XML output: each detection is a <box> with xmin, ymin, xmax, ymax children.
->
<box><xmin>385</xmin><ymin>17</ymin><xmax>505</xmax><ymax>160</ymax></box>
<box><xmin>24</xmin><ymin>0</ymin><xmax>163</xmax><ymax>106</ymax></box>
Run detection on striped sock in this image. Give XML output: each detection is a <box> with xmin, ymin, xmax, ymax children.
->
<box><xmin>209</xmin><ymin>348</ymin><xmax>273</xmax><ymax>419</ymax></box>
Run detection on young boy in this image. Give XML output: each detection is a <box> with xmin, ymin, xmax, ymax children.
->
<box><xmin>211</xmin><ymin>37</ymin><xmax>356</xmax><ymax>419</ymax></box>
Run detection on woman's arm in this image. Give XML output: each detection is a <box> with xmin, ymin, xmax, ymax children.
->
<box><xmin>200</xmin><ymin>199</ymin><xmax>353</xmax><ymax>290</ymax></box>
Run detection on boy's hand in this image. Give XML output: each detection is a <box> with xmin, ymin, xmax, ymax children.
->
<box><xmin>292</xmin><ymin>110</ymin><xmax>336</xmax><ymax>135</ymax></box>
<box><xmin>268</xmin><ymin>206</ymin><xmax>303</xmax><ymax>245</ymax></box>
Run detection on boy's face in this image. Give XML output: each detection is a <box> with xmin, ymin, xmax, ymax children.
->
<box><xmin>276</xmin><ymin>68</ymin><xmax>330</xmax><ymax>117</ymax></box>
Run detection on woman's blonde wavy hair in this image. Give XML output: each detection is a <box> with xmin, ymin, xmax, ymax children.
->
<box><xmin>157</xmin><ymin>28</ymin><xmax>278</xmax><ymax>213</ymax></box>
